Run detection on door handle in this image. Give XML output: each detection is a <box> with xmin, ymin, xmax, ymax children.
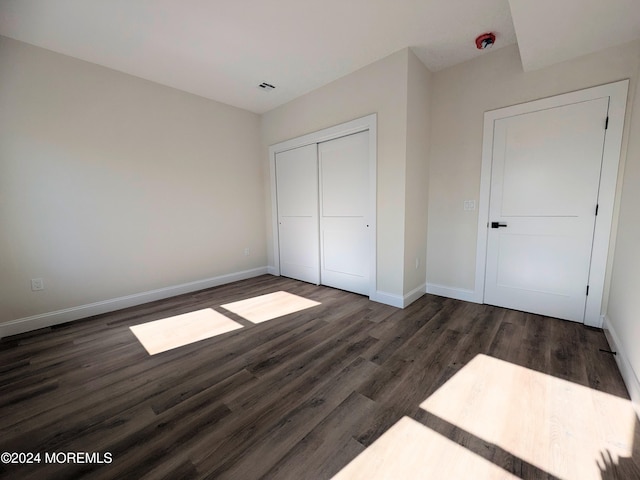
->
<box><xmin>491</xmin><ymin>222</ymin><xmax>507</xmax><ymax>228</ymax></box>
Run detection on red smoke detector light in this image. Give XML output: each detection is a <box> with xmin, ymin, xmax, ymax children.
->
<box><xmin>475</xmin><ymin>33</ymin><xmax>496</xmax><ymax>50</ymax></box>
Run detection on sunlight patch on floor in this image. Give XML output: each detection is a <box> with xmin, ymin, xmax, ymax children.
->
<box><xmin>331</xmin><ymin>416</ymin><xmax>519</xmax><ymax>479</ymax></box>
<box><xmin>221</xmin><ymin>291</ymin><xmax>321</xmax><ymax>324</ymax></box>
<box><xmin>129</xmin><ymin>308</ymin><xmax>243</xmax><ymax>355</ymax></box>
<box><xmin>420</xmin><ymin>354</ymin><xmax>636</xmax><ymax>480</ymax></box>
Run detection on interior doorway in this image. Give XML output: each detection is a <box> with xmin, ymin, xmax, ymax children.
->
<box><xmin>475</xmin><ymin>81</ymin><xmax>629</xmax><ymax>326</ymax></box>
<box><xmin>270</xmin><ymin>114</ymin><xmax>377</xmax><ymax>298</ymax></box>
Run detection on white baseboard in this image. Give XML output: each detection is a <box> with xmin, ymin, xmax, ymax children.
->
<box><xmin>603</xmin><ymin>315</ymin><xmax>640</xmax><ymax>420</ymax></box>
<box><xmin>267</xmin><ymin>266</ymin><xmax>279</xmax><ymax>276</ymax></box>
<box><xmin>370</xmin><ymin>290</ymin><xmax>404</xmax><ymax>308</ymax></box>
<box><xmin>426</xmin><ymin>283</ymin><xmax>479</xmax><ymax>303</ymax></box>
<box><xmin>369</xmin><ymin>284</ymin><xmax>426</xmax><ymax>309</ymax></box>
<box><xmin>0</xmin><ymin>267</ymin><xmax>269</xmax><ymax>339</ymax></box>
<box><xmin>584</xmin><ymin>313</ymin><xmax>604</xmax><ymax>329</ymax></box>
<box><xmin>403</xmin><ymin>283</ymin><xmax>426</xmax><ymax>308</ymax></box>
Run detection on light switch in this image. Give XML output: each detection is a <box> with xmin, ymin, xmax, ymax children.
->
<box><xmin>464</xmin><ymin>200</ymin><xmax>476</xmax><ymax>211</ymax></box>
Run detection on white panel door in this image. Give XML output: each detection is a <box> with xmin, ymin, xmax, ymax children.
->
<box><xmin>319</xmin><ymin>131</ymin><xmax>370</xmax><ymax>295</ymax></box>
<box><xmin>485</xmin><ymin>97</ymin><xmax>609</xmax><ymax>322</ymax></box>
<box><xmin>275</xmin><ymin>144</ymin><xmax>319</xmax><ymax>284</ymax></box>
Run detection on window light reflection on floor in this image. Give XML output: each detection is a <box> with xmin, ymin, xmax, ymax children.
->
<box><xmin>332</xmin><ymin>416</ymin><xmax>519</xmax><ymax>479</ymax></box>
<box><xmin>419</xmin><ymin>354</ymin><xmax>637</xmax><ymax>480</ymax></box>
<box><xmin>221</xmin><ymin>291</ymin><xmax>321</xmax><ymax>324</ymax></box>
<box><xmin>129</xmin><ymin>308</ymin><xmax>243</xmax><ymax>355</ymax></box>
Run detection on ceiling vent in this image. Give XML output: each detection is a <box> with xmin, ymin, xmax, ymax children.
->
<box><xmin>258</xmin><ymin>82</ymin><xmax>276</xmax><ymax>91</ymax></box>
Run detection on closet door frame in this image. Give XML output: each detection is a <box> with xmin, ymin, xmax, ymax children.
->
<box><xmin>269</xmin><ymin>114</ymin><xmax>377</xmax><ymax>299</ymax></box>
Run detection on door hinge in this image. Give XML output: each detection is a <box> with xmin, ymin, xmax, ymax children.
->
<box><xmin>605</xmin><ymin>116</ymin><xmax>609</xmax><ymax>130</ymax></box>
<box><xmin>595</xmin><ymin>204</ymin><xmax>599</xmax><ymax>216</ymax></box>
<box><xmin>586</xmin><ymin>285</ymin><xmax>590</xmax><ymax>296</ymax></box>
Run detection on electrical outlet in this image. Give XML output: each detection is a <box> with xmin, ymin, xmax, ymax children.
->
<box><xmin>31</xmin><ymin>278</ymin><xmax>44</xmax><ymax>291</ymax></box>
<box><xmin>464</xmin><ymin>200</ymin><xmax>476</xmax><ymax>211</ymax></box>
<box><xmin>243</xmin><ymin>248</ymin><xmax>251</xmax><ymax>256</ymax></box>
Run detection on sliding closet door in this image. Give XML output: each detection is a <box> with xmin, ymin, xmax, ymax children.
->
<box><xmin>319</xmin><ymin>131</ymin><xmax>370</xmax><ymax>295</ymax></box>
<box><xmin>275</xmin><ymin>144</ymin><xmax>319</xmax><ymax>284</ymax></box>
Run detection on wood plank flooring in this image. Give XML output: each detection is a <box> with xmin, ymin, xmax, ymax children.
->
<box><xmin>0</xmin><ymin>275</ymin><xmax>638</xmax><ymax>479</ymax></box>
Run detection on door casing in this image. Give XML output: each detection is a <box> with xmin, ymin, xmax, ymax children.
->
<box><xmin>475</xmin><ymin>80</ymin><xmax>629</xmax><ymax>327</ymax></box>
<box><xmin>269</xmin><ymin>114</ymin><xmax>377</xmax><ymax>299</ymax></box>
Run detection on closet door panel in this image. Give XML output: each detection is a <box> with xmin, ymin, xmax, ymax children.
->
<box><xmin>275</xmin><ymin>144</ymin><xmax>319</xmax><ymax>284</ymax></box>
<box><xmin>319</xmin><ymin>132</ymin><xmax>370</xmax><ymax>295</ymax></box>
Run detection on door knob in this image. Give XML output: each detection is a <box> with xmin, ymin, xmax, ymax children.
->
<box><xmin>491</xmin><ymin>222</ymin><xmax>507</xmax><ymax>228</ymax></box>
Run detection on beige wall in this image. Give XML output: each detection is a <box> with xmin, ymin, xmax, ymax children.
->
<box><xmin>4</xmin><ymin>31</ymin><xmax>639</xmax><ymax>391</ymax></box>
<box><xmin>607</xmin><ymin>46</ymin><xmax>640</xmax><ymax>400</ymax></box>
<box><xmin>427</xmin><ymin>40</ymin><xmax>640</xmax><ymax>292</ymax></box>
<box><xmin>261</xmin><ymin>49</ymin><xmax>410</xmax><ymax>297</ymax></box>
<box><xmin>427</xmin><ymin>39</ymin><xmax>640</xmax><ymax>403</ymax></box>
<box><xmin>0</xmin><ymin>36</ymin><xmax>265</xmax><ymax>323</ymax></box>
<box><xmin>403</xmin><ymin>51</ymin><xmax>431</xmax><ymax>294</ymax></box>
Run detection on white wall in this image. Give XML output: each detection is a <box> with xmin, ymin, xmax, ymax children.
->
<box><xmin>4</xmin><ymin>33</ymin><xmax>638</xmax><ymax>399</ymax></box>
<box><xmin>427</xmin><ymin>40</ymin><xmax>640</xmax><ymax>293</ymax></box>
<box><xmin>403</xmin><ymin>51</ymin><xmax>431</xmax><ymax>295</ymax></box>
<box><xmin>426</xmin><ymin>39</ymin><xmax>640</xmax><ymax>409</ymax></box>
<box><xmin>607</xmin><ymin>46</ymin><xmax>640</xmax><ymax>410</ymax></box>
<box><xmin>0</xmin><ymin>36</ymin><xmax>266</xmax><ymax>326</ymax></box>
<box><xmin>261</xmin><ymin>49</ymin><xmax>410</xmax><ymax>297</ymax></box>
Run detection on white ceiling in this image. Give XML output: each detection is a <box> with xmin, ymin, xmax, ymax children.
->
<box><xmin>510</xmin><ymin>0</ymin><xmax>640</xmax><ymax>72</ymax></box>
<box><xmin>0</xmin><ymin>1</ymin><xmax>638</xmax><ymax>114</ymax></box>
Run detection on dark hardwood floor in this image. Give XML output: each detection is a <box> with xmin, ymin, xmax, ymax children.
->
<box><xmin>1</xmin><ymin>275</ymin><xmax>638</xmax><ymax>479</ymax></box>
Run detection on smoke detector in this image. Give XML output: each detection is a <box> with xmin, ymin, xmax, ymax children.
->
<box><xmin>475</xmin><ymin>33</ymin><xmax>496</xmax><ymax>50</ymax></box>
